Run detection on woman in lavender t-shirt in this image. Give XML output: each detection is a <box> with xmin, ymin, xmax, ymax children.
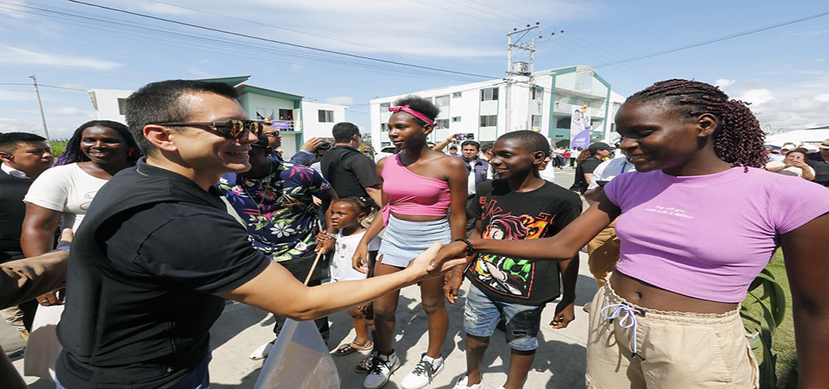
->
<box><xmin>436</xmin><ymin>79</ymin><xmax>829</xmax><ymax>388</ymax></box>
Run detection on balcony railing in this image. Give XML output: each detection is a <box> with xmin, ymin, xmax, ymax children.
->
<box><xmin>265</xmin><ymin>120</ymin><xmax>295</xmax><ymax>131</ymax></box>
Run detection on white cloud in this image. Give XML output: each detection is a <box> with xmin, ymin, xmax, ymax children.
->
<box><xmin>738</xmin><ymin>89</ymin><xmax>774</xmax><ymax>105</ymax></box>
<box><xmin>105</xmin><ymin>0</ymin><xmax>566</xmax><ymax>59</ymax></box>
<box><xmin>715</xmin><ymin>79</ymin><xmax>736</xmax><ymax>88</ymax></box>
<box><xmin>137</xmin><ymin>2</ymin><xmax>195</xmax><ymax>15</ymax></box>
<box><xmin>48</xmin><ymin>106</ymin><xmax>96</xmax><ymax>119</ymax></box>
<box><xmin>60</xmin><ymin>83</ymin><xmax>88</xmax><ymax>90</ymax></box>
<box><xmin>187</xmin><ymin>68</ymin><xmax>216</xmax><ymax>78</ymax></box>
<box><xmin>0</xmin><ymin>118</ymin><xmax>38</xmax><ymax>132</ymax></box>
<box><xmin>0</xmin><ymin>46</ymin><xmax>122</xmax><ymax>71</ymax></box>
<box><xmin>0</xmin><ymin>0</ymin><xmax>30</xmax><ymax>19</ymax></box>
<box><xmin>719</xmin><ymin>77</ymin><xmax>829</xmax><ymax>131</ymax></box>
<box><xmin>0</xmin><ymin>89</ymin><xmax>35</xmax><ymax>102</ymax></box>
<box><xmin>324</xmin><ymin>96</ymin><xmax>354</xmax><ymax>106</ymax></box>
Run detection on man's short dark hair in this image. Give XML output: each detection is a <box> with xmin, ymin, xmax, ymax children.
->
<box><xmin>0</xmin><ymin>132</ymin><xmax>47</xmax><ymax>154</ymax></box>
<box><xmin>480</xmin><ymin>141</ymin><xmax>494</xmax><ymax>153</ymax></box>
<box><xmin>497</xmin><ymin>130</ymin><xmax>550</xmax><ymax>158</ymax></box>
<box><xmin>461</xmin><ymin>140</ymin><xmax>480</xmax><ymax>150</ymax></box>
<box><xmin>125</xmin><ymin>79</ymin><xmax>239</xmax><ymax>156</ymax></box>
<box><xmin>332</xmin><ymin>122</ymin><xmax>360</xmax><ymax>143</ymax></box>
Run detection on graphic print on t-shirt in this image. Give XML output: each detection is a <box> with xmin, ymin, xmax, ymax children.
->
<box><xmin>471</xmin><ymin>210</ymin><xmax>551</xmax><ymax>298</ymax></box>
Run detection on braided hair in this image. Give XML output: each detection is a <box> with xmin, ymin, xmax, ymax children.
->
<box><xmin>55</xmin><ymin>120</ymin><xmax>142</xmax><ymax>166</ymax></box>
<box><xmin>626</xmin><ymin>79</ymin><xmax>766</xmax><ymax>168</ymax></box>
<box><xmin>335</xmin><ymin>196</ymin><xmax>378</xmax><ymax>217</ymax></box>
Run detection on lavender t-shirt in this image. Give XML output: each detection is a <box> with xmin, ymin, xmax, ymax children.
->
<box><xmin>605</xmin><ymin>167</ymin><xmax>829</xmax><ymax>303</ymax></box>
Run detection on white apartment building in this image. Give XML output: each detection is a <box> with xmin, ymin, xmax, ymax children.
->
<box><xmin>370</xmin><ymin>65</ymin><xmax>625</xmax><ymax>151</ymax></box>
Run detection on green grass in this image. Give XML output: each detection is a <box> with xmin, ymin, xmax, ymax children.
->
<box><xmin>742</xmin><ymin>249</ymin><xmax>797</xmax><ymax>387</ymax></box>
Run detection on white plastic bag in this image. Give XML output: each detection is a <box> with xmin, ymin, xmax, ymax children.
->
<box><xmin>254</xmin><ymin>318</ymin><xmax>340</xmax><ymax>389</ymax></box>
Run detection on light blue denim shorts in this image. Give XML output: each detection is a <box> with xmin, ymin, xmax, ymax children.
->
<box><xmin>463</xmin><ymin>284</ymin><xmax>545</xmax><ymax>351</ymax></box>
<box><xmin>378</xmin><ymin>215</ymin><xmax>451</xmax><ymax>268</ymax></box>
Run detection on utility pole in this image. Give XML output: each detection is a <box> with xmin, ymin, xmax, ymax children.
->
<box><xmin>29</xmin><ymin>74</ymin><xmax>51</xmax><ymax>143</ymax></box>
<box><xmin>505</xmin><ymin>24</ymin><xmax>539</xmax><ymax>137</ymax></box>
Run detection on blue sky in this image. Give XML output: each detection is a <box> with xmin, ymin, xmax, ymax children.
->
<box><xmin>1</xmin><ymin>0</ymin><xmax>828</xmax><ymax>139</ymax></box>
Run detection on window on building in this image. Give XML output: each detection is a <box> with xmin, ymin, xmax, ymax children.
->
<box><xmin>380</xmin><ymin>102</ymin><xmax>390</xmax><ymax>112</ymax></box>
<box><xmin>452</xmin><ymin>92</ymin><xmax>462</xmax><ymax>98</ymax></box>
<box><xmin>381</xmin><ymin>123</ymin><xmax>390</xmax><ymax>132</ymax></box>
<box><xmin>256</xmin><ymin>108</ymin><xmax>275</xmax><ymax>121</ymax></box>
<box><xmin>451</xmin><ymin>116</ymin><xmax>461</xmax><ymax>122</ymax></box>
<box><xmin>531</xmin><ymin>87</ymin><xmax>544</xmax><ymax>100</ymax></box>
<box><xmin>479</xmin><ymin>115</ymin><xmax>497</xmax><ymax>127</ymax></box>
<box><xmin>556</xmin><ymin>117</ymin><xmax>570</xmax><ymax>129</ymax></box>
<box><xmin>117</xmin><ymin>98</ymin><xmax>128</xmax><ymax>115</ymax></box>
<box><xmin>531</xmin><ymin>115</ymin><xmax>542</xmax><ymax>128</ymax></box>
<box><xmin>318</xmin><ymin>110</ymin><xmax>334</xmax><ymax>122</ymax></box>
<box><xmin>480</xmin><ymin>88</ymin><xmax>499</xmax><ymax>101</ymax></box>
<box><xmin>435</xmin><ymin>95</ymin><xmax>449</xmax><ymax>107</ymax></box>
<box><xmin>435</xmin><ymin>119</ymin><xmax>449</xmax><ymax>129</ymax></box>
<box><xmin>278</xmin><ymin>109</ymin><xmax>293</xmax><ymax>121</ymax></box>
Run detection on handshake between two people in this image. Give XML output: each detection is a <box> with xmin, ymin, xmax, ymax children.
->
<box><xmin>350</xmin><ymin>240</ymin><xmax>473</xmax><ymax>283</ymax></box>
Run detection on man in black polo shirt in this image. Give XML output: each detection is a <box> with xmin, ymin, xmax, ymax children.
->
<box><xmin>807</xmin><ymin>139</ymin><xmax>829</xmax><ymax>187</ymax></box>
<box><xmin>320</xmin><ymin>122</ymin><xmax>382</xmax><ymax>211</ymax></box>
<box><xmin>54</xmin><ymin>80</ymin><xmax>460</xmax><ymax>389</ymax></box>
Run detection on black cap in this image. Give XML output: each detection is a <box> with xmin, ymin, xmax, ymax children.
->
<box><xmin>588</xmin><ymin>142</ymin><xmax>612</xmax><ymax>154</ymax></box>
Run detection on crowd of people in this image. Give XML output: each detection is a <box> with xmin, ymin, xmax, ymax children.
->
<box><xmin>0</xmin><ymin>77</ymin><xmax>828</xmax><ymax>389</ymax></box>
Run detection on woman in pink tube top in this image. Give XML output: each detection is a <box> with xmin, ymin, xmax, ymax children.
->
<box><xmin>353</xmin><ymin>95</ymin><xmax>468</xmax><ymax>389</ymax></box>
<box><xmin>435</xmin><ymin>79</ymin><xmax>829</xmax><ymax>388</ymax></box>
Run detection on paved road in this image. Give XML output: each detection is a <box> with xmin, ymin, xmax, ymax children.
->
<box><xmin>7</xmin><ymin>166</ymin><xmax>584</xmax><ymax>388</ymax></box>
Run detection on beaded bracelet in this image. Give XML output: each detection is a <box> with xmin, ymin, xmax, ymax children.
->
<box><xmin>454</xmin><ymin>238</ymin><xmax>475</xmax><ymax>256</ymax></box>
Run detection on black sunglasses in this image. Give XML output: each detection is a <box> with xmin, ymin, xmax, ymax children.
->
<box><xmin>151</xmin><ymin>119</ymin><xmax>266</xmax><ymax>139</ymax></box>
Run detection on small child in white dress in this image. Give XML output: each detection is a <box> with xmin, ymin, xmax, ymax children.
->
<box><xmin>328</xmin><ymin>197</ymin><xmax>380</xmax><ymax>360</ymax></box>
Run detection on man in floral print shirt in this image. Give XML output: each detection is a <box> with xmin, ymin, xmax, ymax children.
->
<box><xmin>217</xmin><ymin>133</ymin><xmax>338</xmax><ymax>358</ymax></box>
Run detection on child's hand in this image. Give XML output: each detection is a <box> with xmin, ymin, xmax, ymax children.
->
<box><xmin>550</xmin><ymin>299</ymin><xmax>575</xmax><ymax>329</ymax></box>
<box><xmin>443</xmin><ymin>269</ymin><xmax>464</xmax><ymax>305</ymax></box>
<box><xmin>352</xmin><ymin>244</ymin><xmax>370</xmax><ymax>274</ymax></box>
<box><xmin>315</xmin><ymin>235</ymin><xmax>334</xmax><ymax>254</ymax></box>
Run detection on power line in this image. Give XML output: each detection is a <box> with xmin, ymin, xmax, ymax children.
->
<box><xmin>462</xmin><ymin>0</ymin><xmax>535</xmax><ymax>24</ymax></box>
<box><xmin>593</xmin><ymin>10</ymin><xmax>829</xmax><ymax>68</ymax></box>
<box><xmin>411</xmin><ymin>0</ymin><xmax>512</xmax><ymax>28</ymax></box>
<box><xmin>143</xmin><ymin>0</ymin><xmax>498</xmax><ymax>75</ymax></box>
<box><xmin>0</xmin><ymin>1</ymin><xmax>489</xmax><ymax>82</ymax></box>
<box><xmin>66</xmin><ymin>0</ymin><xmax>499</xmax><ymax>79</ymax></box>
<box><xmin>0</xmin><ymin>82</ymin><xmax>87</xmax><ymax>91</ymax></box>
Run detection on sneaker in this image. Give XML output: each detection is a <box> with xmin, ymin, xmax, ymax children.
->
<box><xmin>452</xmin><ymin>376</ymin><xmax>483</xmax><ymax>389</ymax></box>
<box><xmin>401</xmin><ymin>353</ymin><xmax>444</xmax><ymax>389</ymax></box>
<box><xmin>363</xmin><ymin>351</ymin><xmax>401</xmax><ymax>389</ymax></box>
<box><xmin>249</xmin><ymin>340</ymin><xmax>274</xmax><ymax>360</ymax></box>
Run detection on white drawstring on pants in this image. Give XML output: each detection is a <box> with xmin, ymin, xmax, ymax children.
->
<box><xmin>600</xmin><ymin>303</ymin><xmax>645</xmax><ymax>360</ymax></box>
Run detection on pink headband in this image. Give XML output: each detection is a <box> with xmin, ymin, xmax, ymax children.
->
<box><xmin>388</xmin><ymin>105</ymin><xmax>434</xmax><ymax>127</ymax></box>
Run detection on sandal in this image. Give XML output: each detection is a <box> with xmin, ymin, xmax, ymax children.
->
<box><xmin>354</xmin><ymin>353</ymin><xmax>375</xmax><ymax>373</ymax></box>
<box><xmin>333</xmin><ymin>340</ymin><xmax>374</xmax><ymax>356</ymax></box>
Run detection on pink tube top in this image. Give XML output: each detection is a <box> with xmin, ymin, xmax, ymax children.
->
<box><xmin>381</xmin><ymin>154</ymin><xmax>451</xmax><ymax>225</ymax></box>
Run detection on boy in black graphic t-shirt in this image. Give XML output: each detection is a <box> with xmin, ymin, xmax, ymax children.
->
<box><xmin>444</xmin><ymin>131</ymin><xmax>581</xmax><ymax>389</ymax></box>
